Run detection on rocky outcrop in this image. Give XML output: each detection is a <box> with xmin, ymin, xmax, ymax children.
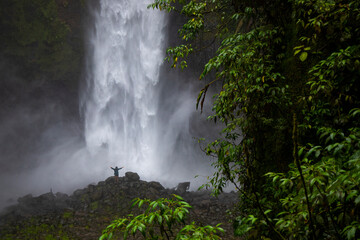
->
<box><xmin>125</xmin><ymin>171</ymin><xmax>140</xmax><ymax>181</ymax></box>
<box><xmin>0</xmin><ymin>172</ymin><xmax>238</xmax><ymax>239</ymax></box>
<box><xmin>176</xmin><ymin>181</ymin><xmax>190</xmax><ymax>194</ymax></box>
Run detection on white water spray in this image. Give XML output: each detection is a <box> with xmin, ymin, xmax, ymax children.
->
<box><xmin>83</xmin><ymin>0</ymin><xmax>213</xmax><ymax>185</ymax></box>
<box><xmin>84</xmin><ymin>0</ymin><xmax>165</xmax><ymax>178</ymax></box>
<box><xmin>0</xmin><ymin>0</ymin><xmax>216</xmax><ymax>210</ymax></box>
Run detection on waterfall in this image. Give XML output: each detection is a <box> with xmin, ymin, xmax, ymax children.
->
<box><xmin>0</xmin><ymin>0</ymin><xmax>216</xmax><ymax>210</ymax></box>
<box><xmin>82</xmin><ymin>0</ymin><xmax>215</xmax><ymax>187</ymax></box>
<box><xmin>84</xmin><ymin>0</ymin><xmax>166</xmax><ymax>179</ymax></box>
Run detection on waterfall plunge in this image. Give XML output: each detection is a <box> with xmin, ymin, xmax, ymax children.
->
<box><xmin>0</xmin><ymin>0</ymin><xmax>216</xmax><ymax>210</ymax></box>
<box><xmin>84</xmin><ymin>0</ymin><xmax>164</xmax><ymax>177</ymax></box>
<box><xmin>83</xmin><ymin>0</ymin><xmax>212</xmax><ymax>185</ymax></box>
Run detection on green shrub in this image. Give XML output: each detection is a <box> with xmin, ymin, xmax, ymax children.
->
<box><xmin>100</xmin><ymin>195</ymin><xmax>224</xmax><ymax>240</ymax></box>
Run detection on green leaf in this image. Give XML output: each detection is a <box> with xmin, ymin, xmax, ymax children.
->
<box><xmin>299</xmin><ymin>52</ymin><xmax>308</xmax><ymax>62</ymax></box>
<box><xmin>298</xmin><ymin>147</ymin><xmax>304</xmax><ymax>157</ymax></box>
<box><xmin>174</xmin><ymin>194</ymin><xmax>184</xmax><ymax>201</ymax></box>
<box><xmin>152</xmin><ymin>202</ymin><xmax>158</xmax><ymax>210</ymax></box>
<box><xmin>294</xmin><ymin>49</ymin><xmax>301</xmax><ymax>56</ymax></box>
<box><xmin>138</xmin><ymin>200</ymin><xmax>144</xmax><ymax>208</ymax></box>
<box><xmin>149</xmin><ymin>214</ymin><xmax>155</xmax><ymax>224</ymax></box>
<box><xmin>157</xmin><ymin>215</ymin><xmax>163</xmax><ymax>224</ymax></box>
<box><xmin>355</xmin><ymin>195</ymin><xmax>360</xmax><ymax>205</ymax></box>
<box><xmin>345</xmin><ymin>226</ymin><xmax>356</xmax><ymax>240</ymax></box>
<box><xmin>264</xmin><ymin>209</ymin><xmax>272</xmax><ymax>215</ymax></box>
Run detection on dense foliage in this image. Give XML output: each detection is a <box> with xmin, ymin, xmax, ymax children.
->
<box><xmin>100</xmin><ymin>195</ymin><xmax>224</xmax><ymax>240</ymax></box>
<box><xmin>148</xmin><ymin>0</ymin><xmax>360</xmax><ymax>239</ymax></box>
<box><xmin>0</xmin><ymin>0</ymin><xmax>82</xmax><ymax>83</ymax></box>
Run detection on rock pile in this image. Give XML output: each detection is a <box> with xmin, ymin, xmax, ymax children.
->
<box><xmin>0</xmin><ymin>172</ymin><xmax>238</xmax><ymax>239</ymax></box>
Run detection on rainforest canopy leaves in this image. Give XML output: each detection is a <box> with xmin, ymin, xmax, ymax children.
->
<box><xmin>150</xmin><ymin>0</ymin><xmax>360</xmax><ymax>239</ymax></box>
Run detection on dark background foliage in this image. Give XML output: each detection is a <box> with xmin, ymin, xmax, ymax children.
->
<box><xmin>149</xmin><ymin>0</ymin><xmax>360</xmax><ymax>239</ymax></box>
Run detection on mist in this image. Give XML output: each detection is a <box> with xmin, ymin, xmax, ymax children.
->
<box><xmin>0</xmin><ymin>0</ymin><xmax>220</xmax><ymax>210</ymax></box>
<box><xmin>0</xmin><ymin>59</ymin><xmax>86</xmax><ymax>208</ymax></box>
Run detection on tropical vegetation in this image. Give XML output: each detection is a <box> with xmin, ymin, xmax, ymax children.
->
<box><xmin>100</xmin><ymin>195</ymin><xmax>224</xmax><ymax>240</ymax></box>
<box><xmin>146</xmin><ymin>0</ymin><xmax>360</xmax><ymax>239</ymax></box>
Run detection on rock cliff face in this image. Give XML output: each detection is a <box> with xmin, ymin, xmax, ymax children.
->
<box><xmin>0</xmin><ymin>172</ymin><xmax>238</xmax><ymax>239</ymax></box>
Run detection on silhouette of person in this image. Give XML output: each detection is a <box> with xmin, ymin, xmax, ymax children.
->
<box><xmin>110</xmin><ymin>166</ymin><xmax>123</xmax><ymax>180</ymax></box>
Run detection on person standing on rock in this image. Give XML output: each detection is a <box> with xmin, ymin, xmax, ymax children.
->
<box><xmin>111</xmin><ymin>166</ymin><xmax>123</xmax><ymax>181</ymax></box>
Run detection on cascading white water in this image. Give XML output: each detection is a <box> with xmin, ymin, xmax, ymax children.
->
<box><xmin>0</xmin><ymin>0</ymin><xmax>217</xmax><ymax>210</ymax></box>
<box><xmin>83</xmin><ymin>0</ymin><xmax>214</xmax><ymax>186</ymax></box>
<box><xmin>84</xmin><ymin>0</ymin><xmax>166</xmax><ymax>179</ymax></box>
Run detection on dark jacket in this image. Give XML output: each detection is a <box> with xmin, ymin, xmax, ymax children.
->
<box><xmin>111</xmin><ymin>167</ymin><xmax>123</xmax><ymax>177</ymax></box>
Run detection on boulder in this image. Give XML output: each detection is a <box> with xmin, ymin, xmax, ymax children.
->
<box><xmin>176</xmin><ymin>182</ymin><xmax>190</xmax><ymax>194</ymax></box>
<box><xmin>125</xmin><ymin>172</ymin><xmax>140</xmax><ymax>181</ymax></box>
<box><xmin>105</xmin><ymin>176</ymin><xmax>116</xmax><ymax>184</ymax></box>
<box><xmin>149</xmin><ymin>181</ymin><xmax>165</xmax><ymax>191</ymax></box>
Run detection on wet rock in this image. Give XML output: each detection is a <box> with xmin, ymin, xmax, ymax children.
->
<box><xmin>38</xmin><ymin>192</ymin><xmax>55</xmax><ymax>201</ymax></box>
<box><xmin>90</xmin><ymin>189</ymin><xmax>103</xmax><ymax>201</ymax></box>
<box><xmin>125</xmin><ymin>172</ymin><xmax>140</xmax><ymax>181</ymax></box>
<box><xmin>73</xmin><ymin>189</ymin><xmax>86</xmax><ymax>197</ymax></box>
<box><xmin>55</xmin><ymin>192</ymin><xmax>68</xmax><ymax>199</ymax></box>
<box><xmin>54</xmin><ymin>192</ymin><xmax>69</xmax><ymax>209</ymax></box>
<box><xmin>149</xmin><ymin>181</ymin><xmax>165</xmax><ymax>191</ymax></box>
<box><xmin>105</xmin><ymin>176</ymin><xmax>116</xmax><ymax>184</ymax></box>
<box><xmin>0</xmin><ymin>171</ymin><xmax>239</xmax><ymax>239</ymax></box>
<box><xmin>87</xmin><ymin>184</ymin><xmax>96</xmax><ymax>193</ymax></box>
<box><xmin>17</xmin><ymin>194</ymin><xmax>33</xmax><ymax>204</ymax></box>
<box><xmin>98</xmin><ymin>181</ymin><xmax>105</xmax><ymax>186</ymax></box>
<box><xmin>200</xmin><ymin>199</ymin><xmax>211</xmax><ymax>208</ymax></box>
<box><xmin>176</xmin><ymin>182</ymin><xmax>190</xmax><ymax>194</ymax></box>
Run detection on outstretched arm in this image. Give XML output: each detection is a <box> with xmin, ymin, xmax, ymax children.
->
<box><xmin>111</xmin><ymin>167</ymin><xmax>114</xmax><ymax>170</ymax></box>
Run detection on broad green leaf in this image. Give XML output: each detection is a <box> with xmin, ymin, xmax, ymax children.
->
<box><xmin>299</xmin><ymin>52</ymin><xmax>308</xmax><ymax>61</ymax></box>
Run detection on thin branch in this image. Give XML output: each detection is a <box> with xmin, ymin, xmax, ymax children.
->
<box><xmin>243</xmin><ymin>143</ymin><xmax>287</xmax><ymax>240</ymax></box>
<box><xmin>292</xmin><ymin>113</ymin><xmax>316</xmax><ymax>240</ymax></box>
<box><xmin>314</xmin><ymin>183</ymin><xmax>342</xmax><ymax>239</ymax></box>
